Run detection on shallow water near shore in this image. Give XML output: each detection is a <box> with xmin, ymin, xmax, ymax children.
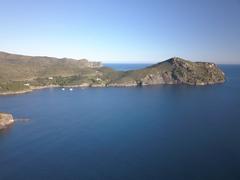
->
<box><xmin>0</xmin><ymin>64</ymin><xmax>240</xmax><ymax>180</ymax></box>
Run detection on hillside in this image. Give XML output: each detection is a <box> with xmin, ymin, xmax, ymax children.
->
<box><xmin>0</xmin><ymin>51</ymin><xmax>102</xmax><ymax>81</ymax></box>
<box><xmin>0</xmin><ymin>52</ymin><xmax>225</xmax><ymax>94</ymax></box>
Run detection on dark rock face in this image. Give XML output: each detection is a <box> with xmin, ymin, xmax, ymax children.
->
<box><xmin>0</xmin><ymin>113</ymin><xmax>14</xmax><ymax>130</ymax></box>
<box><xmin>140</xmin><ymin>73</ymin><xmax>165</xmax><ymax>85</ymax></box>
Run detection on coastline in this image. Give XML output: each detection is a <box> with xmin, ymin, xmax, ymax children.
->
<box><xmin>0</xmin><ymin>84</ymin><xmax>93</xmax><ymax>96</ymax></box>
<box><xmin>0</xmin><ymin>89</ymin><xmax>33</xmax><ymax>96</ymax></box>
<box><xmin>0</xmin><ymin>80</ymin><xmax>225</xmax><ymax>96</ymax></box>
<box><xmin>0</xmin><ymin>55</ymin><xmax>226</xmax><ymax>96</ymax></box>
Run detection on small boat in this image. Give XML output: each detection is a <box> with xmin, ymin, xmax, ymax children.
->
<box><xmin>69</xmin><ymin>88</ymin><xmax>73</xmax><ymax>91</ymax></box>
<box><xmin>62</xmin><ymin>88</ymin><xmax>65</xmax><ymax>91</ymax></box>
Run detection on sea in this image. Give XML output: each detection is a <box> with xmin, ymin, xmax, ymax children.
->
<box><xmin>0</xmin><ymin>64</ymin><xmax>240</xmax><ymax>180</ymax></box>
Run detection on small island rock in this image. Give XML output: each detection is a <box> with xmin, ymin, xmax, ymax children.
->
<box><xmin>0</xmin><ymin>113</ymin><xmax>14</xmax><ymax>130</ymax></box>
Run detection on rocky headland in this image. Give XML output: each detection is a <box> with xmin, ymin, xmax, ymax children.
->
<box><xmin>106</xmin><ymin>57</ymin><xmax>225</xmax><ymax>86</ymax></box>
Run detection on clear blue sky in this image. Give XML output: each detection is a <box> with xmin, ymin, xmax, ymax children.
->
<box><xmin>0</xmin><ymin>0</ymin><xmax>239</xmax><ymax>63</ymax></box>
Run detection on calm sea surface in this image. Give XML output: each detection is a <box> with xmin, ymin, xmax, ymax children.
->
<box><xmin>0</xmin><ymin>64</ymin><xmax>240</xmax><ymax>180</ymax></box>
<box><xmin>104</xmin><ymin>63</ymin><xmax>151</xmax><ymax>71</ymax></box>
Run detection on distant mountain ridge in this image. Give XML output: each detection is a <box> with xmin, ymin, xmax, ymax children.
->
<box><xmin>0</xmin><ymin>51</ymin><xmax>225</xmax><ymax>95</ymax></box>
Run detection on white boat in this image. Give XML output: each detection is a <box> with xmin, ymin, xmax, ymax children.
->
<box><xmin>62</xmin><ymin>88</ymin><xmax>65</xmax><ymax>91</ymax></box>
<box><xmin>69</xmin><ymin>88</ymin><xmax>73</xmax><ymax>91</ymax></box>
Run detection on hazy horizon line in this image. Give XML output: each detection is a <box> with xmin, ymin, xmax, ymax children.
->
<box><xmin>1</xmin><ymin>50</ymin><xmax>239</xmax><ymax>65</ymax></box>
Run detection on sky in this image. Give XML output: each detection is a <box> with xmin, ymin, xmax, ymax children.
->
<box><xmin>0</xmin><ymin>0</ymin><xmax>239</xmax><ymax>64</ymax></box>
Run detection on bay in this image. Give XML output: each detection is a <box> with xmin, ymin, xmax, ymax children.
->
<box><xmin>0</xmin><ymin>64</ymin><xmax>240</xmax><ymax>180</ymax></box>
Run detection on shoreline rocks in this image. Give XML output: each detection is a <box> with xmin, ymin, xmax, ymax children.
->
<box><xmin>0</xmin><ymin>113</ymin><xmax>14</xmax><ymax>130</ymax></box>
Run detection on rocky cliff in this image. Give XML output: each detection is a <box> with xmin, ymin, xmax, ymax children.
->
<box><xmin>0</xmin><ymin>113</ymin><xmax>14</xmax><ymax>130</ymax></box>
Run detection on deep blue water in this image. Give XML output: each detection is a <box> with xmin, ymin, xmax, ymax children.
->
<box><xmin>0</xmin><ymin>64</ymin><xmax>240</xmax><ymax>180</ymax></box>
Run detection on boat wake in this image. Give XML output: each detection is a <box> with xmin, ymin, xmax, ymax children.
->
<box><xmin>14</xmin><ymin>118</ymin><xmax>30</xmax><ymax>123</ymax></box>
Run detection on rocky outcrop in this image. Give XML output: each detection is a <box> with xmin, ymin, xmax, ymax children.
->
<box><xmin>107</xmin><ymin>57</ymin><xmax>225</xmax><ymax>86</ymax></box>
<box><xmin>0</xmin><ymin>113</ymin><xmax>14</xmax><ymax>130</ymax></box>
<box><xmin>166</xmin><ymin>57</ymin><xmax>225</xmax><ymax>85</ymax></box>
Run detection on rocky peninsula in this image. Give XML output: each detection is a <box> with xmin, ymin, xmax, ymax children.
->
<box><xmin>0</xmin><ymin>52</ymin><xmax>225</xmax><ymax>95</ymax></box>
<box><xmin>0</xmin><ymin>113</ymin><xmax>14</xmax><ymax>130</ymax></box>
